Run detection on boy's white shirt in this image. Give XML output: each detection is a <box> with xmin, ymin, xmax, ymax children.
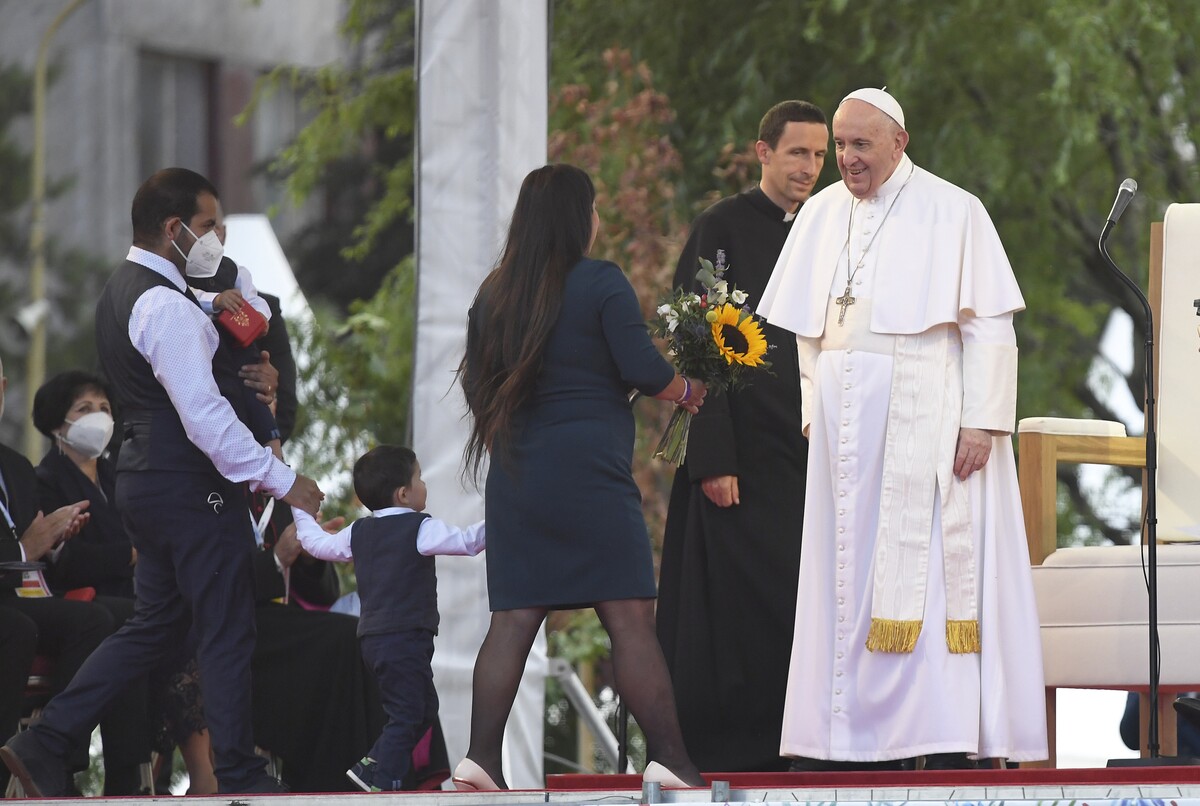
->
<box><xmin>191</xmin><ymin>263</ymin><xmax>273</xmax><ymax>320</ymax></box>
<box><xmin>291</xmin><ymin>505</ymin><xmax>486</xmax><ymax>562</ymax></box>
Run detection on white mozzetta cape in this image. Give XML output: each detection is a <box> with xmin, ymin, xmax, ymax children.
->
<box><xmin>759</xmin><ymin>154</ymin><xmax>1025</xmax><ymax>338</ymax></box>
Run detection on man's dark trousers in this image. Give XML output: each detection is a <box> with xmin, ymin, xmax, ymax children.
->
<box><xmin>27</xmin><ymin>469</ymin><xmax>267</xmax><ymax>790</ymax></box>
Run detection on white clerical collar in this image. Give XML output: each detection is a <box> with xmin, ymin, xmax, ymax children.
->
<box><xmin>126</xmin><ymin>245</ymin><xmax>187</xmax><ymax>291</ymax></box>
<box><xmin>866</xmin><ymin>153</ymin><xmax>915</xmax><ymax>202</ymax></box>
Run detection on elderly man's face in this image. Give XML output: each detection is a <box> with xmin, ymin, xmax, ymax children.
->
<box><xmin>832</xmin><ymin>100</ymin><xmax>907</xmax><ymax>199</ymax></box>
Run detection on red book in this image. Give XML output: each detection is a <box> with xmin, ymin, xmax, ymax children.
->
<box><xmin>217</xmin><ymin>305</ymin><xmax>268</xmax><ymax>347</ymax></box>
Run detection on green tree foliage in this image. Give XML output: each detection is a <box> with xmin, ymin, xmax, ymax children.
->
<box><xmin>553</xmin><ymin>0</ymin><xmax>1200</xmax><ymax>544</ymax></box>
<box><xmin>244</xmin><ymin>0</ymin><xmax>415</xmax><ymax>312</ymax></box>
<box><xmin>246</xmin><ymin>1</ymin><xmax>417</xmax><ymax>507</ymax></box>
<box><xmin>286</xmin><ymin>260</ymin><xmax>415</xmax><ymax>513</ymax></box>
<box><xmin>550</xmin><ymin>48</ymin><xmax>687</xmax><ymax>546</ymax></box>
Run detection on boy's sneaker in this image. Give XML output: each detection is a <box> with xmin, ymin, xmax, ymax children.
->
<box><xmin>346</xmin><ymin>757</ymin><xmax>380</xmax><ymax>792</ymax></box>
<box><xmin>346</xmin><ymin>757</ymin><xmax>405</xmax><ymax>792</ymax></box>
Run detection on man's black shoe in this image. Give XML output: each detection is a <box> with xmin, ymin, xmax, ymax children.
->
<box><xmin>923</xmin><ymin>752</ymin><xmax>977</xmax><ymax>770</ymax></box>
<box><xmin>0</xmin><ymin>730</ymin><xmax>70</xmax><ymax>798</ymax></box>
<box><xmin>1174</xmin><ymin>696</ymin><xmax>1200</xmax><ymax>730</ymax></box>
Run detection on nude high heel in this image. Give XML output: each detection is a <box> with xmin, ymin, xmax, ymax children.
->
<box><xmin>452</xmin><ymin>757</ymin><xmax>500</xmax><ymax>791</ymax></box>
<box><xmin>642</xmin><ymin>761</ymin><xmax>693</xmax><ymax>788</ymax></box>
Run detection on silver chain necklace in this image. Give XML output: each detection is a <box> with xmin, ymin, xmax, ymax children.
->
<box><xmin>834</xmin><ymin>162</ymin><xmax>916</xmax><ymax>326</ymax></box>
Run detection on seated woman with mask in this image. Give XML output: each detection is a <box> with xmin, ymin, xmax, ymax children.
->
<box><xmin>32</xmin><ymin>370</ymin><xmax>216</xmax><ymax>795</ymax></box>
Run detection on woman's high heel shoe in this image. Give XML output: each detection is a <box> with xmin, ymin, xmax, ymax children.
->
<box><xmin>452</xmin><ymin>758</ymin><xmax>501</xmax><ymax>791</ymax></box>
<box><xmin>642</xmin><ymin>761</ymin><xmax>694</xmax><ymax>789</ymax></box>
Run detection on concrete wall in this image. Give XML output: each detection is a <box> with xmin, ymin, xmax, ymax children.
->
<box><xmin>0</xmin><ymin>0</ymin><xmax>343</xmax><ymax>259</ymax></box>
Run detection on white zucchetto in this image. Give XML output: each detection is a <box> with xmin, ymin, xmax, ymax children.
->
<box><xmin>840</xmin><ymin>87</ymin><xmax>905</xmax><ymax>129</ymax></box>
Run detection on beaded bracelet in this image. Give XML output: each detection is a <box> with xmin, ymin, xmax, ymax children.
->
<box><xmin>674</xmin><ymin>376</ymin><xmax>691</xmax><ymax>405</ymax></box>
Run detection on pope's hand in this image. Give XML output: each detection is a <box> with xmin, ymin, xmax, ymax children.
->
<box><xmin>953</xmin><ymin>427</ymin><xmax>993</xmax><ymax>480</ymax></box>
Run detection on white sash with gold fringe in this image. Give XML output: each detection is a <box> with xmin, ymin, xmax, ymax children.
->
<box><xmin>866</xmin><ymin>326</ymin><xmax>979</xmax><ymax>654</ymax></box>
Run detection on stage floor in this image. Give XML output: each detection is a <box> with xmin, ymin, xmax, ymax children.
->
<box><xmin>55</xmin><ymin>766</ymin><xmax>1200</xmax><ymax>805</ymax></box>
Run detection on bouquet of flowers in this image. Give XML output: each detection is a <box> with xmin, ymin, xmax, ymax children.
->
<box><xmin>648</xmin><ymin>249</ymin><xmax>771</xmax><ymax>465</ymax></box>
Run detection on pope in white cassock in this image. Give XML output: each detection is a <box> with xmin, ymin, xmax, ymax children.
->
<box><xmin>758</xmin><ymin>88</ymin><xmax>1048</xmax><ymax>766</ymax></box>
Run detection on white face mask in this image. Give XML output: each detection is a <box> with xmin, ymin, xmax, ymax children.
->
<box><xmin>172</xmin><ymin>221</ymin><xmax>224</xmax><ymax>278</ymax></box>
<box><xmin>59</xmin><ymin>411</ymin><xmax>115</xmax><ymax>459</ymax></box>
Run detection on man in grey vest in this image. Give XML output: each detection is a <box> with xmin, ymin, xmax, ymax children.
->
<box><xmin>1</xmin><ymin>168</ymin><xmax>325</xmax><ymax>796</ymax></box>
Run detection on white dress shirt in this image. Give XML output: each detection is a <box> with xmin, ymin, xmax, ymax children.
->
<box><xmin>292</xmin><ymin>506</ymin><xmax>486</xmax><ymax>562</ymax></box>
<box><xmin>126</xmin><ymin>246</ymin><xmax>294</xmax><ymax>497</ymax></box>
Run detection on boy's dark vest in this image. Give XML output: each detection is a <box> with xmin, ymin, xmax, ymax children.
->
<box><xmin>95</xmin><ymin>260</ymin><xmax>247</xmax><ymax>475</ymax></box>
<box><xmin>350</xmin><ymin>512</ymin><xmax>438</xmax><ymax>637</ymax></box>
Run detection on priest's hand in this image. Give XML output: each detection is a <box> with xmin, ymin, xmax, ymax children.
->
<box><xmin>953</xmin><ymin>427</ymin><xmax>992</xmax><ymax>480</ymax></box>
<box><xmin>701</xmin><ymin>475</ymin><xmax>740</xmax><ymax>507</ymax></box>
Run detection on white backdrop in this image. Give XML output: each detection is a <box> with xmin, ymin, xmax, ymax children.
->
<box><xmin>413</xmin><ymin>0</ymin><xmax>549</xmax><ymax>788</ymax></box>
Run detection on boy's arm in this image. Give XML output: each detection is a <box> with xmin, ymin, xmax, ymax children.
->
<box><xmin>189</xmin><ymin>286</ymin><xmax>217</xmax><ymax>314</ymax></box>
<box><xmin>290</xmin><ymin>507</ymin><xmax>355</xmax><ymax>561</ymax></box>
<box><xmin>236</xmin><ymin>265</ymin><xmax>273</xmax><ymax>321</ymax></box>
<box><xmin>416</xmin><ymin>518</ymin><xmax>486</xmax><ymax>557</ymax></box>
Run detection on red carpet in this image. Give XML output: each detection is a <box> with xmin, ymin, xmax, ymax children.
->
<box><xmin>547</xmin><ymin>764</ymin><xmax>1200</xmax><ymax>790</ymax></box>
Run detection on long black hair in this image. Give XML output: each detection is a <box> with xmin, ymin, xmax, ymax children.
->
<box><xmin>459</xmin><ymin>164</ymin><xmax>596</xmax><ymax>481</ymax></box>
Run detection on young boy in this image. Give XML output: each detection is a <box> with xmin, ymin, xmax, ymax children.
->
<box><xmin>291</xmin><ymin>445</ymin><xmax>485</xmax><ymax>792</ymax></box>
<box><xmin>191</xmin><ymin>255</ymin><xmax>282</xmax><ymax>458</ymax></box>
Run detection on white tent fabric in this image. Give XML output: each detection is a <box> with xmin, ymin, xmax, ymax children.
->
<box><xmin>414</xmin><ymin>0</ymin><xmax>549</xmax><ymax>788</ymax></box>
<box><xmin>222</xmin><ymin>214</ymin><xmax>309</xmax><ymax>322</ymax></box>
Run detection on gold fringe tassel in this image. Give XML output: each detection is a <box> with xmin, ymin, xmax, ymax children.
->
<box><xmin>865</xmin><ymin>618</ymin><xmax>922</xmax><ymax>653</ymax></box>
<box><xmin>946</xmin><ymin>619</ymin><xmax>980</xmax><ymax>654</ymax></box>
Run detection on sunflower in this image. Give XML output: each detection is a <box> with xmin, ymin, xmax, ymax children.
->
<box><xmin>710</xmin><ymin>303</ymin><xmax>768</xmax><ymax>366</ymax></box>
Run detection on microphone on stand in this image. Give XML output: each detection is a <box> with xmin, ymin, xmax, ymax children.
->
<box><xmin>1100</xmin><ymin>178</ymin><xmax>1198</xmax><ymax>767</ymax></box>
<box><xmin>1107</xmin><ymin>178</ymin><xmax>1138</xmax><ymax>226</ymax></box>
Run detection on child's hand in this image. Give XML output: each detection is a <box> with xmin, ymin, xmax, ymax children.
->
<box><xmin>213</xmin><ymin>289</ymin><xmax>245</xmax><ymax>313</ymax></box>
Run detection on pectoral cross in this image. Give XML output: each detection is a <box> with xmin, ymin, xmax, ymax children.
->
<box><xmin>836</xmin><ymin>282</ymin><xmax>856</xmax><ymax>326</ymax></box>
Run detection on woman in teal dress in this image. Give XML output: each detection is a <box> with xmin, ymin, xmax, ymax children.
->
<box><xmin>456</xmin><ymin>164</ymin><xmax>706</xmax><ymax>790</ymax></box>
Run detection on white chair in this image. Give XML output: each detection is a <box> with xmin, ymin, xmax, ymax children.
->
<box><xmin>1018</xmin><ymin>206</ymin><xmax>1200</xmax><ymax>766</ymax></box>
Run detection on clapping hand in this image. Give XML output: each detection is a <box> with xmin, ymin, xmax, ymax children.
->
<box><xmin>20</xmin><ymin>501</ymin><xmax>91</xmax><ymax>561</ymax></box>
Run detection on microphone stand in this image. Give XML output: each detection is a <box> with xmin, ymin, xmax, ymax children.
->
<box><xmin>1098</xmin><ymin>219</ymin><xmax>1162</xmax><ymax>761</ymax></box>
<box><xmin>1100</xmin><ymin>220</ymin><xmax>1198</xmax><ymax>766</ymax></box>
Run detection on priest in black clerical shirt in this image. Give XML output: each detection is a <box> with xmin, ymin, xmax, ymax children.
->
<box><xmin>656</xmin><ymin>100</ymin><xmax>829</xmax><ymax>773</ymax></box>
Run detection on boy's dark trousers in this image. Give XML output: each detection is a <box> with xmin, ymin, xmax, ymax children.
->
<box><xmin>360</xmin><ymin>628</ymin><xmax>438</xmax><ymax>788</ymax></box>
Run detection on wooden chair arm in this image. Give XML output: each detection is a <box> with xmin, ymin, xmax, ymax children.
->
<box><xmin>1018</xmin><ymin>431</ymin><xmax>1146</xmax><ymax>564</ymax></box>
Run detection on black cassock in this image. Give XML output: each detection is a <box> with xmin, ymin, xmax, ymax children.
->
<box><xmin>656</xmin><ymin>187</ymin><xmax>807</xmax><ymax>772</ymax></box>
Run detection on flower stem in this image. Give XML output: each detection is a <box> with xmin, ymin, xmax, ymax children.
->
<box><xmin>653</xmin><ymin>407</ymin><xmax>693</xmax><ymax>466</ymax></box>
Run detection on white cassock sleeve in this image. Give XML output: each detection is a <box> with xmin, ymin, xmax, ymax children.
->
<box><xmin>796</xmin><ymin>334</ymin><xmax>820</xmax><ymax>435</ymax></box>
<box><xmin>959</xmin><ymin>311</ymin><xmax>1018</xmax><ymax>434</ymax></box>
